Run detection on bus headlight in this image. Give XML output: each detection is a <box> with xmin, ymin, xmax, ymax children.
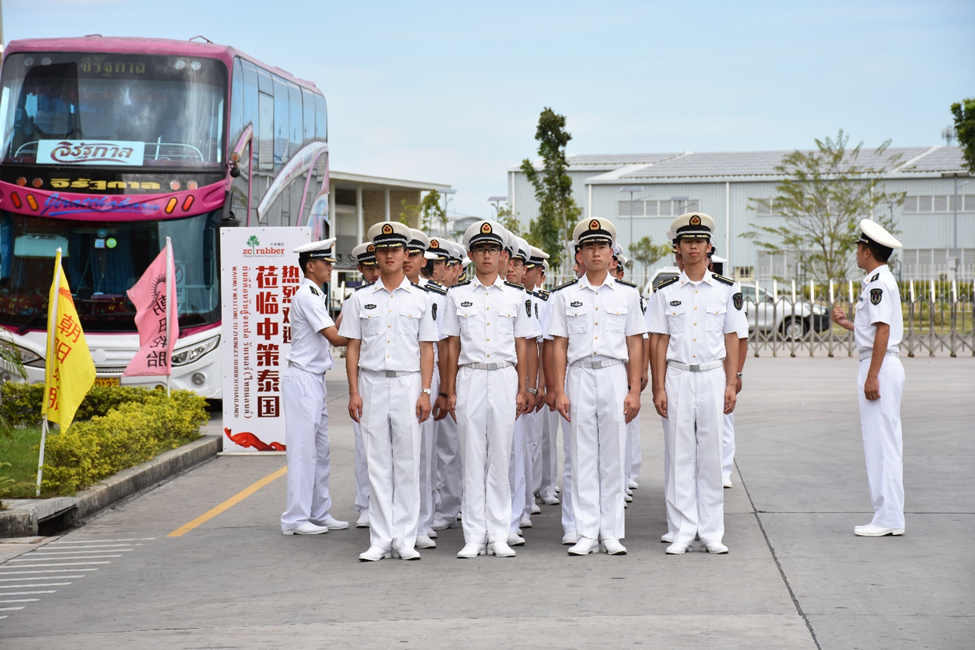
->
<box><xmin>172</xmin><ymin>336</ymin><xmax>220</xmax><ymax>367</ymax></box>
<box><xmin>0</xmin><ymin>341</ymin><xmax>43</xmax><ymax>367</ymax></box>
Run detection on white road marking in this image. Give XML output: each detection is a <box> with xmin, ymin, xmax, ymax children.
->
<box><xmin>10</xmin><ymin>555</ymin><xmax>123</xmax><ymax>561</ymax></box>
<box><xmin>34</xmin><ymin>549</ymin><xmax>134</xmax><ymax>554</ymax></box>
<box><xmin>0</xmin><ymin>606</ymin><xmax>26</xmax><ymax>611</ymax></box>
<box><xmin>0</xmin><ymin>570</ymin><xmax>96</xmax><ymax>576</ymax></box>
<box><xmin>0</xmin><ymin>591</ymin><xmax>57</xmax><ymax>596</ymax></box>
<box><xmin>0</xmin><ymin>583</ymin><xmax>70</xmax><ymax>588</ymax></box>
<box><xmin>0</xmin><ymin>598</ymin><xmax>40</xmax><ymax>603</ymax></box>
<box><xmin>36</xmin><ymin>544</ymin><xmax>140</xmax><ymax>550</ymax></box>
<box><xmin>48</xmin><ymin>538</ymin><xmax>155</xmax><ymax>544</ymax></box>
<box><xmin>1</xmin><ymin>562</ymin><xmax>110</xmax><ymax>568</ymax></box>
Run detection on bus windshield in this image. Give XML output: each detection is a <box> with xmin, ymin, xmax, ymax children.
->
<box><xmin>0</xmin><ymin>210</ymin><xmax>222</xmax><ymax>332</ymax></box>
<box><xmin>0</xmin><ymin>52</ymin><xmax>226</xmax><ymax>168</ymax></box>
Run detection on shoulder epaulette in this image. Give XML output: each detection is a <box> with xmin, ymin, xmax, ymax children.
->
<box><xmin>655</xmin><ymin>276</ymin><xmax>679</xmax><ymax>291</ymax></box>
<box><xmin>616</xmin><ymin>279</ymin><xmax>638</xmax><ymax>288</ymax></box>
<box><xmin>533</xmin><ymin>290</ymin><xmax>549</xmax><ymax>301</ymax></box>
<box><xmin>504</xmin><ymin>280</ymin><xmax>525</xmax><ymax>291</ymax></box>
<box><xmin>713</xmin><ymin>274</ymin><xmax>735</xmax><ymax>286</ymax></box>
<box><xmin>428</xmin><ymin>280</ymin><xmax>444</xmax><ymax>287</ymax></box>
<box><xmin>309</xmin><ymin>285</ymin><xmax>321</xmax><ymax>296</ymax></box>
<box><xmin>354</xmin><ymin>281</ymin><xmax>375</xmax><ymax>291</ymax></box>
<box><xmin>554</xmin><ymin>279</ymin><xmax>579</xmax><ymax>292</ymax></box>
<box><xmin>423</xmin><ymin>283</ymin><xmax>447</xmax><ymax>295</ymax></box>
<box><xmin>448</xmin><ymin>281</ymin><xmax>471</xmax><ymax>290</ymax></box>
<box><xmin>870</xmin><ymin>273</ymin><xmax>880</xmax><ymax>282</ymax></box>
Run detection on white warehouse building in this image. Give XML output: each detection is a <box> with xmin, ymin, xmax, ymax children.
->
<box><xmin>507</xmin><ymin>147</ymin><xmax>973</xmax><ymax>282</ymax></box>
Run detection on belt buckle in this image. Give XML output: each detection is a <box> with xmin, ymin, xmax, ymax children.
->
<box><xmin>689</xmin><ymin>364</ymin><xmax>701</xmax><ymax>371</ymax></box>
<box><xmin>592</xmin><ymin>360</ymin><xmax>603</xmax><ymax>369</ymax></box>
<box><xmin>385</xmin><ymin>370</ymin><xmax>397</xmax><ymax>378</ymax></box>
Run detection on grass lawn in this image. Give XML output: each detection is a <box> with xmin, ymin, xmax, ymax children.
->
<box><xmin>0</xmin><ymin>426</ymin><xmax>57</xmax><ymax>499</ymax></box>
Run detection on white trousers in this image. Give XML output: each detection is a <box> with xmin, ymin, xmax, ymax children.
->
<box><xmin>538</xmin><ymin>407</ymin><xmax>559</xmax><ymax>499</ymax></box>
<box><xmin>858</xmin><ymin>357</ymin><xmax>905</xmax><ymax>529</ymax></box>
<box><xmin>560</xmin><ymin>411</ymin><xmax>576</xmax><ymax>535</ymax></box>
<box><xmin>509</xmin><ymin>411</ymin><xmax>528</xmax><ymax>532</ymax></box>
<box><xmin>567</xmin><ymin>364</ymin><xmax>628</xmax><ymax>541</ymax></box>
<box><xmin>457</xmin><ymin>365</ymin><xmax>517</xmax><ymax>544</ymax></box>
<box><xmin>434</xmin><ymin>411</ymin><xmax>463</xmax><ymax>523</ymax></box>
<box><xmin>358</xmin><ymin>371</ymin><xmax>421</xmax><ymax>551</ymax></box>
<box><xmin>661</xmin><ymin>414</ymin><xmax>675</xmax><ymax>536</ymax></box>
<box><xmin>281</xmin><ymin>368</ymin><xmax>332</xmax><ymax>528</ymax></box>
<box><xmin>626</xmin><ymin>411</ymin><xmax>642</xmax><ymax>483</ymax></box>
<box><xmin>418</xmin><ymin>369</ymin><xmax>440</xmax><ymax>534</ymax></box>
<box><xmin>722</xmin><ymin>412</ymin><xmax>735</xmax><ymax>482</ymax></box>
<box><xmin>665</xmin><ymin>366</ymin><xmax>725</xmax><ymax>546</ymax></box>
<box><xmin>352</xmin><ymin>420</ymin><xmax>370</xmax><ymax>513</ymax></box>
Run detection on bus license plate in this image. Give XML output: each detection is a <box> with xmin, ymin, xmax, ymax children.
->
<box><xmin>93</xmin><ymin>377</ymin><xmax>119</xmax><ymax>388</ymax></box>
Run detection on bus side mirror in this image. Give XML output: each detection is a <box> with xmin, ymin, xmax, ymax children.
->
<box><xmin>228</xmin><ymin>152</ymin><xmax>241</xmax><ymax>178</ymax></box>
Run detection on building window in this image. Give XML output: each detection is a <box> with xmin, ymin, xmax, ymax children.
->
<box><xmin>903</xmin><ymin>195</ymin><xmax>975</xmax><ymax>213</ymax></box>
<box><xmin>752</xmin><ymin>198</ymin><xmax>782</xmax><ymax>217</ymax></box>
<box><xmin>618</xmin><ymin>199</ymin><xmax>699</xmax><ymax>218</ymax></box>
<box><xmin>734</xmin><ymin>266</ymin><xmax>754</xmax><ymax>280</ymax></box>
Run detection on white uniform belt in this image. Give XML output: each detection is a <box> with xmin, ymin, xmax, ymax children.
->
<box><xmin>361</xmin><ymin>368</ymin><xmax>420</xmax><ymax>378</ymax></box>
<box><xmin>858</xmin><ymin>349</ymin><xmax>899</xmax><ymax>362</ymax></box>
<box><xmin>287</xmin><ymin>361</ymin><xmax>326</xmax><ymax>375</ymax></box>
<box><xmin>668</xmin><ymin>360</ymin><xmax>723</xmax><ymax>372</ymax></box>
<box><xmin>464</xmin><ymin>361</ymin><xmax>512</xmax><ymax>371</ymax></box>
<box><xmin>571</xmin><ymin>357</ymin><xmax>624</xmax><ymax>369</ymax></box>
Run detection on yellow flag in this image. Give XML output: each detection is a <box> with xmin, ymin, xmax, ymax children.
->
<box><xmin>42</xmin><ymin>250</ymin><xmax>96</xmax><ymax>432</ymax></box>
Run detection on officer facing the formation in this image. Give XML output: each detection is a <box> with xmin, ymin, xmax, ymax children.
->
<box><xmin>339</xmin><ymin>221</ymin><xmax>439</xmax><ymax>561</ymax></box>
<box><xmin>649</xmin><ymin>213</ymin><xmax>746</xmax><ymax>555</ymax></box>
<box><xmin>440</xmin><ymin>220</ymin><xmax>538</xmax><ymax>559</ymax></box>
<box><xmin>280</xmin><ymin>239</ymin><xmax>350</xmax><ymax>536</ymax></box>
<box><xmin>549</xmin><ymin>217</ymin><xmax>649</xmax><ymax>556</ymax></box>
<box><xmin>830</xmin><ymin>219</ymin><xmax>906</xmax><ymax>537</ymax></box>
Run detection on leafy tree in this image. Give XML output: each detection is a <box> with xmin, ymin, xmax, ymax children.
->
<box><xmin>521</xmin><ymin>108</ymin><xmax>583</xmax><ymax>270</ymax></box>
<box><xmin>741</xmin><ymin>130</ymin><xmax>904</xmax><ymax>283</ymax></box>
<box><xmin>951</xmin><ymin>98</ymin><xmax>975</xmax><ymax>173</ymax></box>
<box><xmin>630</xmin><ymin>236</ymin><xmax>671</xmax><ymax>278</ymax></box>
<box><xmin>400</xmin><ymin>190</ymin><xmax>446</xmax><ymax>232</ymax></box>
<box><xmin>495</xmin><ymin>204</ymin><xmax>521</xmax><ymax>237</ymax></box>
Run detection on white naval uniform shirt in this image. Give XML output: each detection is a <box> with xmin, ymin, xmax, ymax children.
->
<box><xmin>853</xmin><ymin>265</ymin><xmax>902</xmax><ymax>355</ymax></box>
<box><xmin>440</xmin><ymin>275</ymin><xmax>539</xmax><ymax>365</ymax></box>
<box><xmin>286</xmin><ymin>277</ymin><xmax>335</xmax><ymax>374</ymax></box>
<box><xmin>548</xmin><ymin>274</ymin><xmax>649</xmax><ymax>364</ymax></box>
<box><xmin>337</xmin><ymin>277</ymin><xmax>439</xmax><ymax>372</ymax></box>
<box><xmin>648</xmin><ymin>270</ymin><xmax>747</xmax><ymax>364</ymax></box>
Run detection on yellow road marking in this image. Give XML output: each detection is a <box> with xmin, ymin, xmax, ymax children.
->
<box><xmin>167</xmin><ymin>465</ymin><xmax>288</xmax><ymax>537</ymax></box>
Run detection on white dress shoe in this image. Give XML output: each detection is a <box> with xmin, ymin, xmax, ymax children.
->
<box><xmin>568</xmin><ymin>537</ymin><xmax>598</xmax><ymax>556</ymax></box>
<box><xmin>624</xmin><ymin>493</ymin><xmax>633</xmax><ymax>503</ymax></box>
<box><xmin>457</xmin><ymin>543</ymin><xmax>486</xmax><ymax>558</ymax></box>
<box><xmin>311</xmin><ymin>515</ymin><xmax>349</xmax><ymax>530</ymax></box>
<box><xmin>531</xmin><ymin>503</ymin><xmax>541</xmax><ymax>515</ymax></box>
<box><xmin>520</xmin><ymin>516</ymin><xmax>533</xmax><ymax>528</ymax></box>
<box><xmin>722</xmin><ymin>476</ymin><xmax>733</xmax><ymax>489</ymax></box>
<box><xmin>358</xmin><ymin>546</ymin><xmax>391</xmax><ymax>561</ymax></box>
<box><xmin>600</xmin><ymin>538</ymin><xmax>627</xmax><ymax>555</ymax></box>
<box><xmin>703</xmin><ymin>541</ymin><xmax>729</xmax><ymax>554</ymax></box>
<box><xmin>282</xmin><ymin>522</ymin><xmax>328</xmax><ymax>536</ymax></box>
<box><xmin>431</xmin><ymin>518</ymin><xmax>456</xmax><ymax>530</ymax></box>
<box><xmin>854</xmin><ymin>524</ymin><xmax>905</xmax><ymax>537</ymax></box>
<box><xmin>488</xmin><ymin>541</ymin><xmax>516</xmax><ymax>557</ymax></box>
<box><xmin>356</xmin><ymin>512</ymin><xmax>370</xmax><ymax>528</ymax></box>
<box><xmin>415</xmin><ymin>534</ymin><xmax>437</xmax><ymax>549</ymax></box>
<box><xmin>562</xmin><ymin>531</ymin><xmax>579</xmax><ymax>545</ymax></box>
<box><xmin>426</xmin><ymin>529</ymin><xmax>437</xmax><ymax>539</ymax></box>
<box><xmin>542</xmin><ymin>495</ymin><xmax>560</xmax><ymax>505</ymax></box>
<box><xmin>625</xmin><ymin>488</ymin><xmax>634</xmax><ymax>497</ymax></box>
<box><xmin>393</xmin><ymin>546</ymin><xmax>421</xmax><ymax>560</ymax></box>
<box><xmin>554</xmin><ymin>485</ymin><xmax>561</xmax><ymax>494</ymax></box>
<box><xmin>507</xmin><ymin>532</ymin><xmax>526</xmax><ymax>546</ymax></box>
<box><xmin>665</xmin><ymin>541</ymin><xmax>692</xmax><ymax>555</ymax></box>
<box><xmin>627</xmin><ymin>479</ymin><xmax>639</xmax><ymax>490</ymax></box>
<box><xmin>660</xmin><ymin>532</ymin><xmax>674</xmax><ymax>543</ymax></box>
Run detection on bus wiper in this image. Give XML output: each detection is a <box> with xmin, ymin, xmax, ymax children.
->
<box><xmin>17</xmin><ymin>314</ymin><xmax>48</xmax><ymax>336</ymax></box>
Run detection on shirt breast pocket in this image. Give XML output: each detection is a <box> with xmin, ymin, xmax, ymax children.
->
<box><xmin>457</xmin><ymin>310</ymin><xmax>477</xmax><ymax>334</ymax></box>
<box><xmin>666</xmin><ymin>306</ymin><xmax>685</xmax><ymax>335</ymax></box>
<box><xmin>400</xmin><ymin>307</ymin><xmax>422</xmax><ymax>335</ymax></box>
<box><xmin>566</xmin><ymin>308</ymin><xmax>590</xmax><ymax>334</ymax></box>
<box><xmin>706</xmin><ymin>305</ymin><xmax>727</xmax><ymax>332</ymax></box>
<box><xmin>359</xmin><ymin>311</ymin><xmax>381</xmax><ymax>337</ymax></box>
<box><xmin>498</xmin><ymin>311</ymin><xmax>516</xmax><ymax>335</ymax></box>
<box><xmin>606</xmin><ymin>307</ymin><xmax>628</xmax><ymax>333</ymax></box>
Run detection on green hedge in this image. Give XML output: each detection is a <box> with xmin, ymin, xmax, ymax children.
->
<box><xmin>0</xmin><ymin>383</ymin><xmax>164</xmax><ymax>428</ymax></box>
<box><xmin>42</xmin><ymin>389</ymin><xmax>208</xmax><ymax>495</ymax></box>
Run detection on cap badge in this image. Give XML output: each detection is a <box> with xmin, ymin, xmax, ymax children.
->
<box><xmin>430</xmin><ymin>240</ymin><xmax>439</xmax><ymax>248</ymax></box>
<box><xmin>382</xmin><ymin>224</ymin><xmax>393</xmax><ymax>235</ymax></box>
<box><xmin>689</xmin><ymin>215</ymin><xmax>701</xmax><ymax>226</ymax></box>
<box><xmin>481</xmin><ymin>222</ymin><xmax>492</xmax><ymax>234</ymax></box>
<box><xmin>366</xmin><ymin>244</ymin><xmax>375</xmax><ymax>253</ymax></box>
<box><xmin>589</xmin><ymin>219</ymin><xmax>600</xmax><ymax>230</ymax></box>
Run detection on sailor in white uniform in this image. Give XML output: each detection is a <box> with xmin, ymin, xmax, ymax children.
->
<box><xmin>831</xmin><ymin>219</ymin><xmax>906</xmax><ymax>537</ymax></box>
<box><xmin>441</xmin><ymin>220</ymin><xmax>537</xmax><ymax>558</ymax></box>
<box><xmin>550</xmin><ymin>218</ymin><xmax>648</xmax><ymax>556</ymax></box>
<box><xmin>649</xmin><ymin>213</ymin><xmax>746</xmax><ymax>555</ymax></box>
<box><xmin>339</xmin><ymin>221</ymin><xmax>439</xmax><ymax>561</ymax></box>
<box><xmin>280</xmin><ymin>238</ymin><xmax>350</xmax><ymax>535</ymax></box>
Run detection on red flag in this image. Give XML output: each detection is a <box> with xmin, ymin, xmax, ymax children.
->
<box><xmin>123</xmin><ymin>239</ymin><xmax>177</xmax><ymax>377</ymax></box>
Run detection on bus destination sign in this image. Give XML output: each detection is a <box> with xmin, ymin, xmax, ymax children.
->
<box><xmin>37</xmin><ymin>140</ymin><xmax>145</xmax><ymax>166</ymax></box>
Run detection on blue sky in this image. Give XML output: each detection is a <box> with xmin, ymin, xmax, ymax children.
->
<box><xmin>6</xmin><ymin>0</ymin><xmax>974</xmax><ymax>219</ymax></box>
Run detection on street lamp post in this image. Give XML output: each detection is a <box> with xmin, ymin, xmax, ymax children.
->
<box><xmin>441</xmin><ymin>189</ymin><xmax>456</xmax><ymax>237</ymax></box>
<box><xmin>488</xmin><ymin>195</ymin><xmax>507</xmax><ymax>216</ymax></box>
<box><xmin>620</xmin><ymin>186</ymin><xmax>644</xmax><ymax>254</ymax></box>
<box><xmin>943</xmin><ymin>171</ymin><xmax>971</xmax><ymax>276</ymax></box>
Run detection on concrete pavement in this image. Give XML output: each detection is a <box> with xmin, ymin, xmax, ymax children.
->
<box><xmin>0</xmin><ymin>356</ymin><xmax>972</xmax><ymax>649</ymax></box>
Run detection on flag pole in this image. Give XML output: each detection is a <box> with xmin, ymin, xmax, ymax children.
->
<box><xmin>37</xmin><ymin>248</ymin><xmax>62</xmax><ymax>496</ymax></box>
<box><xmin>165</xmin><ymin>237</ymin><xmax>174</xmax><ymax>397</ymax></box>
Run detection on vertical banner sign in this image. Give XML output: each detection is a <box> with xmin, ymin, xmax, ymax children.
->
<box><xmin>221</xmin><ymin>227</ymin><xmax>310</xmax><ymax>452</ymax></box>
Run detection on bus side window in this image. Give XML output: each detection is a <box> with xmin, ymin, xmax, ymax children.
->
<box><xmin>288</xmin><ymin>81</ymin><xmax>302</xmax><ymax>157</ymax></box>
<box><xmin>272</xmin><ymin>74</ymin><xmax>289</xmax><ymax>169</ymax></box>
<box><xmin>315</xmin><ymin>94</ymin><xmax>326</xmax><ymax>142</ymax></box>
<box><xmin>301</xmin><ymin>88</ymin><xmax>315</xmax><ymax>145</ymax></box>
<box><xmin>230</xmin><ymin>58</ymin><xmax>244</xmax><ymax>152</ymax></box>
